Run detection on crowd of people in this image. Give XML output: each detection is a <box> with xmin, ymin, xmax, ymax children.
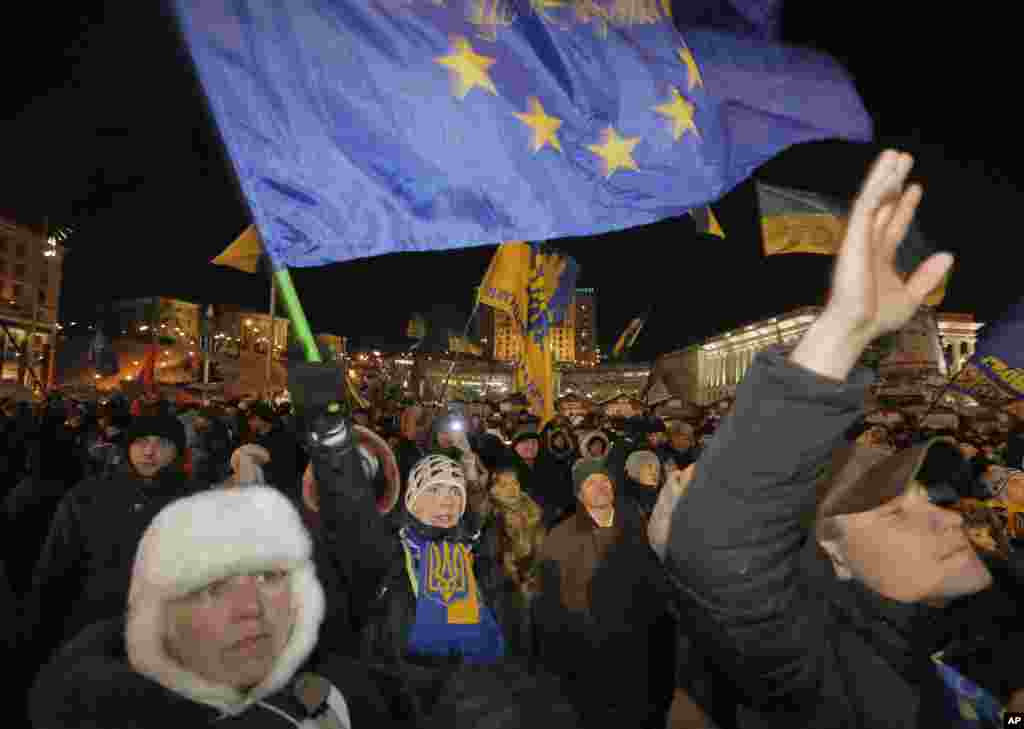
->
<box><xmin>3</xmin><ymin>152</ymin><xmax>1024</xmax><ymax>727</ymax></box>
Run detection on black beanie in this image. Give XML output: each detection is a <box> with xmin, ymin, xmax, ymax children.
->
<box><xmin>126</xmin><ymin>415</ymin><xmax>187</xmax><ymax>455</ymax></box>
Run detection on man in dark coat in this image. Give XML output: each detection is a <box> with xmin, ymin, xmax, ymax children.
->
<box><xmin>246</xmin><ymin>402</ymin><xmax>305</xmax><ymax>501</ymax></box>
<box><xmin>23</xmin><ymin>414</ymin><xmax>206</xmax><ymax>677</ymax></box>
<box><xmin>535</xmin><ymin>459</ymin><xmax>676</xmax><ymax>728</ymax></box>
<box><xmin>503</xmin><ymin>422</ymin><xmax>572</xmax><ymax>528</ymax></box>
<box><xmin>663</xmin><ymin>151</ymin><xmax>1023</xmax><ymax>727</ymax></box>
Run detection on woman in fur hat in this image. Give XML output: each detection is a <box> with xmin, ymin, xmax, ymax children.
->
<box><xmin>30</xmin><ymin>486</ymin><xmax>405</xmax><ymax>728</ymax></box>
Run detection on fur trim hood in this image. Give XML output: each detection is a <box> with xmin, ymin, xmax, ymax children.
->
<box><xmin>578</xmin><ymin>430</ymin><xmax>610</xmax><ymax>459</ymax></box>
<box><xmin>125</xmin><ymin>486</ymin><xmax>325</xmax><ymax>717</ymax></box>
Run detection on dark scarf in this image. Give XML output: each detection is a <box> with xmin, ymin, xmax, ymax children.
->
<box><xmin>623</xmin><ymin>476</ymin><xmax>660</xmax><ymax>518</ymax></box>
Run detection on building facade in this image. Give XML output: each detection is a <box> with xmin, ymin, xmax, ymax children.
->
<box><xmin>936</xmin><ymin>313</ymin><xmax>983</xmax><ymax>375</ymax></box>
<box><xmin>316</xmin><ymin>333</ymin><xmax>347</xmax><ymax>360</ymax></box>
<box><xmin>112</xmin><ymin>297</ymin><xmax>203</xmax><ymax>345</ymax></box>
<box><xmin>648</xmin><ymin>306</ymin><xmax>984</xmax><ymax>407</ymax></box>
<box><xmin>209</xmin><ymin>304</ymin><xmax>291</xmax><ymax>358</ymax></box>
<box><xmin>575</xmin><ymin>287</ymin><xmax>598</xmax><ymax>366</ymax></box>
<box><xmin>487</xmin><ymin>286</ymin><xmax>597</xmax><ymax>366</ymax></box>
<box><xmin>387</xmin><ymin>354</ymin><xmax>646</xmax><ymax>404</ymax></box>
<box><xmin>0</xmin><ymin>217</ymin><xmax>64</xmax><ymax>385</ymax></box>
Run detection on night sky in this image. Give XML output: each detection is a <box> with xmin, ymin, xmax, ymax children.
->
<box><xmin>1</xmin><ymin>3</ymin><xmax>1020</xmax><ymax>361</ymax></box>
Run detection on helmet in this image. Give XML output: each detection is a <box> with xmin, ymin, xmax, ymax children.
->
<box><xmin>406</xmin><ymin>455</ymin><xmax>467</xmax><ymax>519</ymax></box>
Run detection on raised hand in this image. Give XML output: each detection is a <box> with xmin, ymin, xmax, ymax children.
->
<box><xmin>826</xmin><ymin>150</ymin><xmax>953</xmax><ymax>341</ymax></box>
<box><xmin>791</xmin><ymin>150</ymin><xmax>955</xmax><ymax>381</ymax></box>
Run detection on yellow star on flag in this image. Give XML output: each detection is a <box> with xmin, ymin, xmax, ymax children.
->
<box><xmin>587</xmin><ymin>127</ymin><xmax>641</xmax><ymax>178</ymax></box>
<box><xmin>435</xmin><ymin>36</ymin><xmax>498</xmax><ymax>100</ymax></box>
<box><xmin>653</xmin><ymin>86</ymin><xmax>699</xmax><ymax>141</ymax></box>
<box><xmin>677</xmin><ymin>46</ymin><xmax>704</xmax><ymax>91</ymax></box>
<box><xmin>513</xmin><ymin>97</ymin><xmax>563</xmax><ymax>153</ymax></box>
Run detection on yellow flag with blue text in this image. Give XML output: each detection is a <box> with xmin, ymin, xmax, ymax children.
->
<box><xmin>478</xmin><ymin>242</ymin><xmax>578</xmax><ymax>425</ymax></box>
<box><xmin>477</xmin><ymin>242</ymin><xmax>531</xmax><ymax>324</ymax></box>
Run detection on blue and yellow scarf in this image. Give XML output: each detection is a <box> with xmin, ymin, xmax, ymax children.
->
<box><xmin>402</xmin><ymin>526</ymin><xmax>505</xmax><ymax>663</ymax></box>
<box><xmin>933</xmin><ymin>653</ymin><xmax>1005</xmax><ymax>728</ymax></box>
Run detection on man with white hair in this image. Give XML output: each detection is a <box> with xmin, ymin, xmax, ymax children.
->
<box><xmin>30</xmin><ymin>486</ymin><xmax>405</xmax><ymax>728</ymax></box>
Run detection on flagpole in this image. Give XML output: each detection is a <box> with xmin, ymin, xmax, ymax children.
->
<box><xmin>270</xmin><ymin>267</ymin><xmax>321</xmax><ymax>363</ymax></box>
<box><xmin>439</xmin><ymin>300</ymin><xmax>480</xmax><ymax>405</ymax></box>
<box><xmin>266</xmin><ymin>277</ymin><xmax>277</xmax><ymax>399</ymax></box>
<box><xmin>203</xmin><ymin>305</ymin><xmax>213</xmax><ymax>390</ymax></box>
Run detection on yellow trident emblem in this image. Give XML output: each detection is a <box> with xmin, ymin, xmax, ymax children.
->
<box><xmin>426</xmin><ymin>542</ymin><xmax>470</xmax><ymax>604</ymax></box>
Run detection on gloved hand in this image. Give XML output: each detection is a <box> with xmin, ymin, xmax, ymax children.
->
<box><xmin>304</xmin><ymin>401</ymin><xmax>354</xmax><ymax>484</ymax></box>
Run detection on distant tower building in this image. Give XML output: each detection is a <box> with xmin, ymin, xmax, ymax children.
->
<box><xmin>481</xmin><ymin>285</ymin><xmax>597</xmax><ymax>365</ymax></box>
<box><xmin>574</xmin><ymin>288</ymin><xmax>598</xmax><ymax>366</ymax></box>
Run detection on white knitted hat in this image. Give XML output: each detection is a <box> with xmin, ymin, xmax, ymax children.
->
<box><xmin>406</xmin><ymin>455</ymin><xmax>467</xmax><ymax>520</ymax></box>
<box><xmin>125</xmin><ymin>486</ymin><xmax>325</xmax><ymax>715</ymax></box>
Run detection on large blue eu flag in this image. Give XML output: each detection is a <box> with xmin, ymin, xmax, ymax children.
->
<box><xmin>172</xmin><ymin>1</ymin><xmax>872</xmax><ymax>268</ymax></box>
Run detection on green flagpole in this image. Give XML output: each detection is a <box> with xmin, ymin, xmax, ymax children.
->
<box><xmin>271</xmin><ymin>267</ymin><xmax>321</xmax><ymax>363</ymax></box>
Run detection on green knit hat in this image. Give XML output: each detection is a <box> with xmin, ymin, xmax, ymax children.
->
<box><xmin>572</xmin><ymin>458</ymin><xmax>612</xmax><ymax>498</ymax></box>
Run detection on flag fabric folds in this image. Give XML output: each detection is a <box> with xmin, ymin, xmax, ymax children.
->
<box><xmin>612</xmin><ymin>316</ymin><xmax>646</xmax><ymax>359</ymax></box>
<box><xmin>953</xmin><ymin>298</ymin><xmax>1024</xmax><ymax>405</ymax></box>
<box><xmin>669</xmin><ymin>0</ymin><xmax>783</xmax><ymax>40</ymax></box>
<box><xmin>172</xmin><ymin>1</ymin><xmax>871</xmax><ymax>269</ymax></box>
<box><xmin>478</xmin><ymin>241</ymin><xmax>578</xmax><ymax>425</ymax></box>
<box><xmin>211</xmin><ymin>225</ymin><xmax>265</xmax><ymax>274</ymax></box>
<box><xmin>757</xmin><ymin>183</ymin><xmax>949</xmax><ymax>307</ymax></box>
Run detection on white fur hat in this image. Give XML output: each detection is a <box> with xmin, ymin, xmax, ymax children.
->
<box><xmin>126</xmin><ymin>486</ymin><xmax>325</xmax><ymax>715</ymax></box>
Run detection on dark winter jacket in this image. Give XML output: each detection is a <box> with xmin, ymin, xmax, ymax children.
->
<box><xmin>664</xmin><ymin>348</ymin><xmax>1021</xmax><ymax>728</ymax></box>
<box><xmin>3</xmin><ymin>475</ymin><xmax>75</xmax><ymax>597</ymax></box>
<box><xmin>0</xmin><ymin>557</ymin><xmax>18</xmax><ymax>657</ymax></box>
<box><xmin>23</xmin><ymin>464</ymin><xmax>206</xmax><ymax>672</ymax></box>
<box><xmin>2</xmin><ymin>556</ymin><xmax>31</xmax><ymax>729</ymax></box>
<box><xmin>394</xmin><ymin>436</ymin><xmax>425</xmax><ymax>497</ymax></box>
<box><xmin>1005</xmin><ymin>422</ymin><xmax>1024</xmax><ymax>471</ymax></box>
<box><xmin>502</xmin><ymin>450</ymin><xmax>573</xmax><ymax>529</ymax></box>
<box><xmin>29</xmin><ymin>617</ymin><xmax>405</xmax><ymax>729</ymax></box>
<box><xmin>189</xmin><ymin>418</ymin><xmax>234</xmax><ymax>484</ymax></box>
<box><xmin>534</xmin><ymin>503</ymin><xmax>676</xmax><ymax>729</ymax></box>
<box><xmin>250</xmin><ymin>424</ymin><xmax>305</xmax><ymax>501</ymax></box>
